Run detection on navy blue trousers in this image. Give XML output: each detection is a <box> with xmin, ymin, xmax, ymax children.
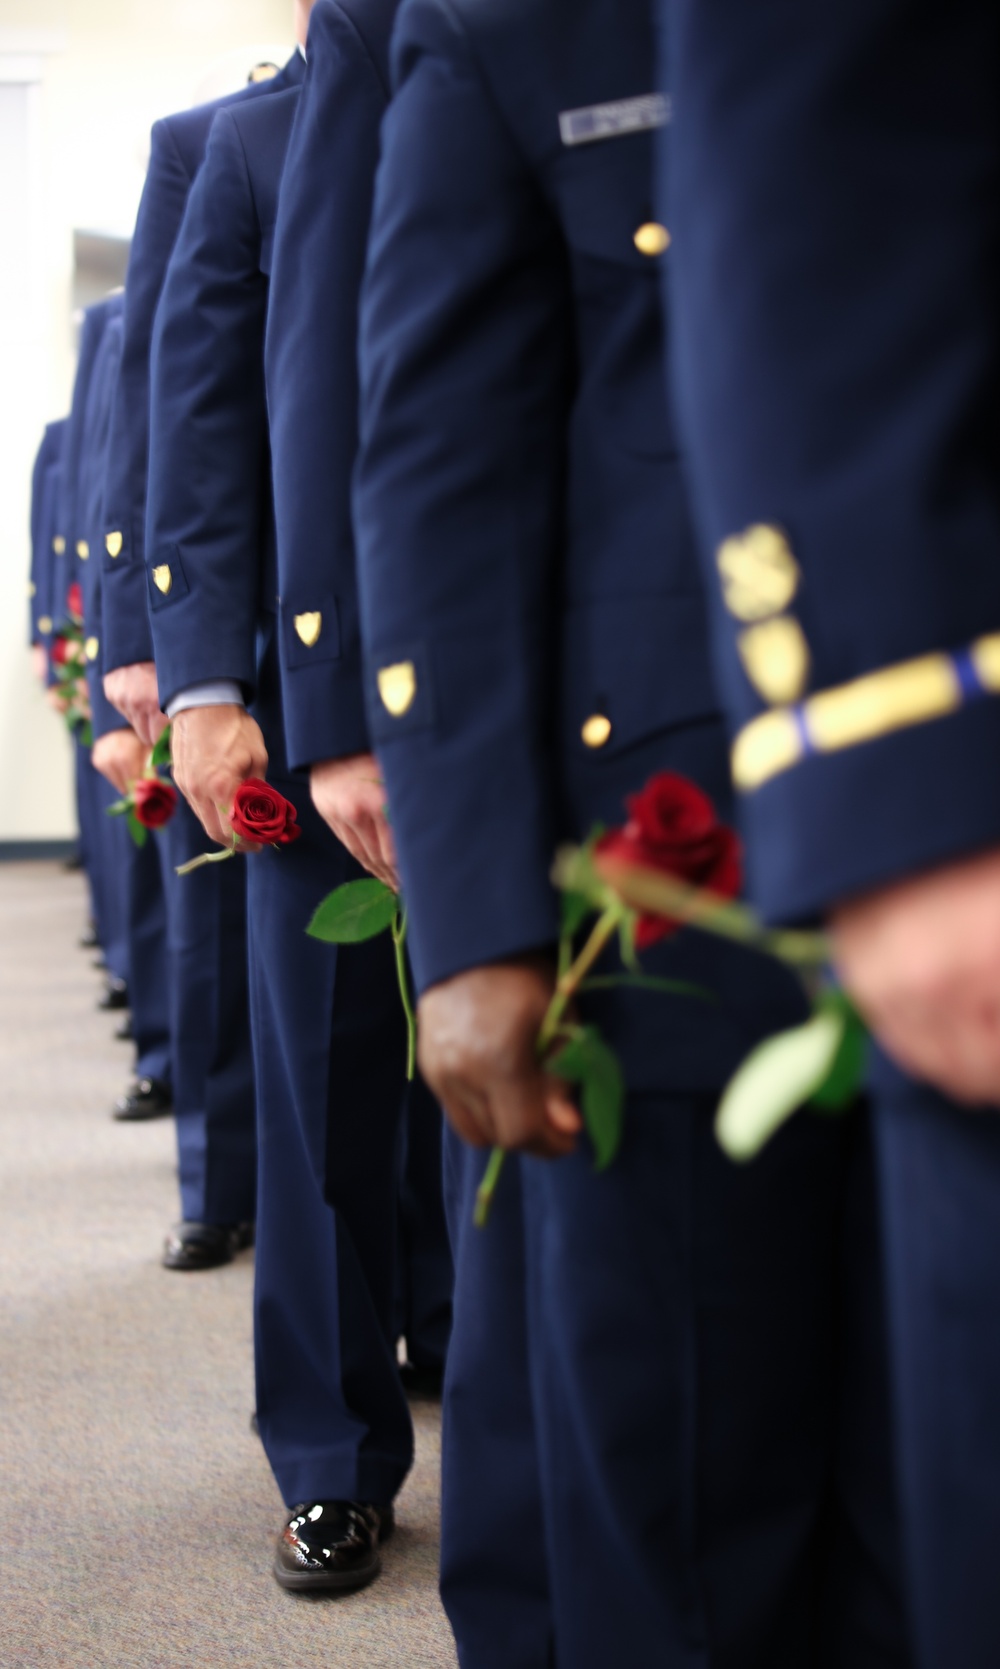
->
<box><xmin>248</xmin><ymin>639</ymin><xmax>414</xmax><ymax>1507</ymax></box>
<box><xmin>78</xmin><ymin>743</ymin><xmax>127</xmax><ymax>982</ymax></box>
<box><xmin>122</xmin><ymin>819</ymin><xmax>171</xmax><ymax>1089</ymax></box>
<box><xmin>872</xmin><ymin>1060</ymin><xmax>1000</xmax><ymax>1669</ymax></box>
<box><xmin>441</xmin><ymin>1100</ymin><xmax>908</xmax><ymax>1669</ymax></box>
<box><xmin>161</xmin><ymin>797</ymin><xmax>256</xmax><ymax>1226</ymax></box>
<box><xmin>396</xmin><ymin>1074</ymin><xmax>454</xmax><ymax>1371</ymax></box>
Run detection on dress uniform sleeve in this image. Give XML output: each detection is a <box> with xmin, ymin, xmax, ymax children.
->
<box><xmin>665</xmin><ymin>0</ymin><xmax>1000</xmax><ymax>923</ymax></box>
<box><xmin>28</xmin><ymin>434</ymin><xmax>53</xmax><ymax>645</ymax></box>
<box><xmin>355</xmin><ymin>0</ymin><xmax>571</xmax><ymax>995</ymax></box>
<box><xmin>266</xmin><ymin>3</ymin><xmax>387</xmax><ymax>772</ymax></box>
<box><xmin>102</xmin><ymin>120</ymin><xmax>193</xmax><ymax>674</ymax></box>
<box><xmin>146</xmin><ymin>109</ymin><xmax>268</xmax><ymax>709</ymax></box>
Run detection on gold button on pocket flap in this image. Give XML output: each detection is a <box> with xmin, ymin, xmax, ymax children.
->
<box><xmin>84</xmin><ymin>636</ymin><xmax>99</xmax><ymax>661</ymax></box>
<box><xmin>634</xmin><ymin>222</ymin><xmax>670</xmax><ymax>257</ymax></box>
<box><xmin>716</xmin><ymin>524</ymin><xmax>800</xmax><ymax>622</ymax></box>
<box><xmin>38</xmin><ymin>615</ymin><xmax>53</xmax><ymax>634</ymax></box>
<box><xmin>76</xmin><ymin>540</ymin><xmax>90</xmax><ymax>560</ymax></box>
<box><xmin>737</xmin><ymin>617</ymin><xmax>811</xmax><ymax>707</ymax></box>
<box><xmin>105</xmin><ymin>531</ymin><xmax>123</xmax><ymax>559</ymax></box>
<box><xmin>378</xmin><ymin>661</ymin><xmax>417</xmax><ymax>718</ymax></box>
<box><xmin>581</xmin><ymin>713</ymin><xmax>612</xmax><ymax>749</ymax></box>
<box><xmin>152</xmin><ymin>565</ymin><xmax>173</xmax><ymax>596</ymax></box>
<box><xmin>294</xmin><ymin>611</ymin><xmax>322</xmax><ymax>648</ymax></box>
<box><xmin>53</xmin><ymin>536</ymin><xmax>65</xmax><ymax>555</ymax></box>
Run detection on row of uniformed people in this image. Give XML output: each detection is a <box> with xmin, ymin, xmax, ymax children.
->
<box><xmin>34</xmin><ymin>0</ymin><xmax>974</xmax><ymax>1661</ymax></box>
<box><xmin>27</xmin><ymin>0</ymin><xmax>452</xmax><ymax>1600</ymax></box>
<box><xmin>79</xmin><ymin>0</ymin><xmax>914</xmax><ymax>1660</ymax></box>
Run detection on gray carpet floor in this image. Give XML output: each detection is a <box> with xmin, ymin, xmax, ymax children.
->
<box><xmin>0</xmin><ymin>861</ymin><xmax>457</xmax><ymax>1669</ymax></box>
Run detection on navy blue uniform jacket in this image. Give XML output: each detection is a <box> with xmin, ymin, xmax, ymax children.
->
<box><xmin>145</xmin><ymin>86</ymin><xmax>302</xmax><ymax>703</ymax></box>
<box><xmin>266</xmin><ymin>0</ymin><xmax>400</xmax><ymax>772</ymax></box>
<box><xmin>57</xmin><ymin>297</ymin><xmax>120</xmax><ymax>635</ymax></box>
<box><xmin>77</xmin><ymin>313</ymin><xmax>127</xmax><ymax>739</ymax></box>
<box><xmin>29</xmin><ymin>421</ymin><xmax>67</xmax><ymax>651</ymax></box>
<box><xmin>664</xmin><ymin>0</ymin><xmax>1000</xmax><ymax>923</ymax></box>
<box><xmin>101</xmin><ymin>51</ymin><xmax>305</xmax><ymax>675</ymax></box>
<box><xmin>356</xmin><ymin>0</ymin><xmax>806</xmax><ymax>1092</ymax></box>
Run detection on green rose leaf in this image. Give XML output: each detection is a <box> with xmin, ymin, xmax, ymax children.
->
<box><xmin>126</xmin><ymin>809</ymin><xmax>148</xmax><ymax>849</ymax></box>
<box><xmin>548</xmin><ymin>1025</ymin><xmax>625</xmax><ymax>1171</ymax></box>
<box><xmin>715</xmin><ymin>1006</ymin><xmax>847</xmax><ymax>1162</ymax></box>
<box><xmin>810</xmin><ymin>989</ymin><xmax>868</xmax><ymax>1110</ymax></box>
<box><xmin>149</xmin><ymin>726</ymin><xmax>173</xmax><ymax>770</ymax></box>
<box><xmin>307</xmin><ymin>877</ymin><xmax>398</xmax><ymax>944</ymax></box>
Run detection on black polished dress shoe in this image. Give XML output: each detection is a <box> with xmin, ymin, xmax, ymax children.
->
<box><xmin>114</xmin><ymin>1015</ymin><xmax>134</xmax><ymax>1042</ymax></box>
<box><xmin>98</xmin><ymin>977</ymin><xmax>129</xmax><ymax>1011</ymax></box>
<box><xmin>112</xmin><ymin>1077</ymin><xmax>172</xmax><ymax>1122</ymax></box>
<box><xmin>399</xmin><ymin>1361</ymin><xmax>445</xmax><ymax>1401</ymax></box>
<box><xmin>161</xmin><ymin>1220</ymin><xmax>254</xmax><ymax>1271</ymax></box>
<box><xmin>274</xmin><ymin>1501</ymin><xmax>394</xmax><ymax>1595</ymax></box>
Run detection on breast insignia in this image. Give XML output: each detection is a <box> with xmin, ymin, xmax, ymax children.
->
<box><xmin>294</xmin><ymin>611</ymin><xmax>322</xmax><ymax>648</ymax></box>
<box><xmin>716</xmin><ymin>524</ymin><xmax>800</xmax><ymax>622</ymax></box>
<box><xmin>152</xmin><ymin>565</ymin><xmax>173</xmax><ymax>596</ymax></box>
<box><xmin>377</xmin><ymin>661</ymin><xmax>417</xmax><ymax>718</ymax></box>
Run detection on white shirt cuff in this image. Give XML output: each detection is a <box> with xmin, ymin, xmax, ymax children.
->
<box><xmin>166</xmin><ymin>680</ymin><xmax>245</xmax><ymax>719</ymax></box>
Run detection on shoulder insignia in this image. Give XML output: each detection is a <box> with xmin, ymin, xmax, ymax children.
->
<box><xmin>294</xmin><ymin>611</ymin><xmax>322</xmax><ymax>648</ymax></box>
<box><xmin>716</xmin><ymin>524</ymin><xmax>799</xmax><ymax>622</ymax></box>
<box><xmin>377</xmin><ymin>661</ymin><xmax>416</xmax><ymax>718</ymax></box>
<box><xmin>738</xmin><ymin>617</ymin><xmax>810</xmax><ymax>706</ymax></box>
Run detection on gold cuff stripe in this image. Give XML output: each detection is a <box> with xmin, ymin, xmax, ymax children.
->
<box><xmin>733</xmin><ymin>636</ymin><xmax>1000</xmax><ymax>791</ymax></box>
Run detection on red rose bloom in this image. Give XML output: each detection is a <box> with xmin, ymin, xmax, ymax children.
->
<box><xmin>50</xmin><ymin>636</ymin><xmax>70</xmax><ymax>666</ymax></box>
<box><xmin>230</xmin><ymin>778</ymin><xmax>301</xmax><ymax>847</ymax></box>
<box><xmin>66</xmin><ymin>582</ymin><xmax>84</xmax><ymax>620</ymax></box>
<box><xmin>595</xmin><ymin>771</ymin><xmax>742</xmax><ymax>948</ymax></box>
<box><xmin>133</xmin><ymin>776</ymin><xmax>178</xmax><ymax>830</ymax></box>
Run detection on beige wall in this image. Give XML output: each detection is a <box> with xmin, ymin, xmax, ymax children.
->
<box><xmin>0</xmin><ymin>0</ymin><xmax>295</xmax><ymax>840</ymax></box>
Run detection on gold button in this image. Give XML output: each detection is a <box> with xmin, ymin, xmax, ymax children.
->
<box><xmin>634</xmin><ymin>222</ymin><xmax>670</xmax><ymax>257</ymax></box>
<box><xmin>38</xmin><ymin>615</ymin><xmax>53</xmax><ymax>634</ymax></box>
<box><xmin>294</xmin><ymin>611</ymin><xmax>322</xmax><ymax>647</ymax></box>
<box><xmin>53</xmin><ymin>536</ymin><xmax>66</xmax><ymax>556</ymax></box>
<box><xmin>84</xmin><ymin>636</ymin><xmax>99</xmax><ymax>661</ymax></box>
<box><xmin>152</xmin><ymin>565</ymin><xmax>173</xmax><ymax>596</ymax></box>
<box><xmin>76</xmin><ymin>540</ymin><xmax>90</xmax><ymax>560</ymax></box>
<box><xmin>378</xmin><ymin>661</ymin><xmax>416</xmax><ymax>717</ymax></box>
<box><xmin>106</xmin><ymin>531</ymin><xmax>123</xmax><ymax>558</ymax></box>
<box><xmin>581</xmin><ymin>714</ymin><xmax>612</xmax><ymax>749</ymax></box>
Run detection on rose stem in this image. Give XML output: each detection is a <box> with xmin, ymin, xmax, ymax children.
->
<box><xmin>391</xmin><ymin>909</ymin><xmax>416</xmax><ymax>1081</ymax></box>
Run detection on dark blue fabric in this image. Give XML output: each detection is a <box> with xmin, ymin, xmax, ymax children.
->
<box><xmin>160</xmin><ymin>801</ymin><xmax>256</xmax><ymax>1224</ymax></box>
<box><xmin>28</xmin><ymin>422</ymin><xmax>66</xmax><ymax>648</ymax></box>
<box><xmin>250</xmin><ymin>638</ymin><xmax>412</xmax><ymax>1505</ymax></box>
<box><xmin>355</xmin><ymin>1</ymin><xmax>907</xmax><ymax>1660</ymax></box>
<box><xmin>662</xmin><ymin>0</ymin><xmax>1000</xmax><ymax>925</ymax></box>
<box><xmin>395</xmin><ymin>1074</ymin><xmax>453</xmax><ymax>1370</ymax></box>
<box><xmin>266</xmin><ymin>0</ymin><xmax>399</xmax><ymax>771</ymax></box>
<box><xmin>146</xmin><ymin>64</ymin><xmax>417</xmax><ymax>1503</ymax></box>
<box><xmin>355</xmin><ymin>0</ymin><xmax>806</xmax><ymax>1098</ymax></box>
<box><xmin>146</xmin><ymin>87</ymin><xmax>301</xmax><ymax>704</ymax></box>
<box><xmin>870</xmin><ymin>1069</ymin><xmax>1000</xmax><ymax>1669</ymax></box>
<box><xmin>100</xmin><ymin>51</ymin><xmax>304</xmax><ymax>673</ymax></box>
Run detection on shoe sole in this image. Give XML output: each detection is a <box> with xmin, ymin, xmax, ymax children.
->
<box><xmin>273</xmin><ymin>1552</ymin><xmax>382</xmax><ymax>1596</ymax></box>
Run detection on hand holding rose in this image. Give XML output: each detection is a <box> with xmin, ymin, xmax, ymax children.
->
<box><xmin>310</xmin><ymin>754</ymin><xmax>398</xmax><ymax>890</ymax></box>
<box><xmin>171</xmin><ymin>704</ymin><xmax>268</xmax><ymax>845</ymax></box>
